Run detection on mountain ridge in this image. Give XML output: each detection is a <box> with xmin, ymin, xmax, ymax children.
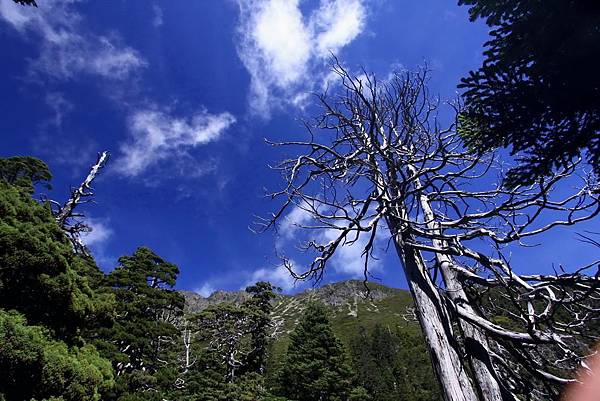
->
<box><xmin>181</xmin><ymin>279</ymin><xmax>408</xmax><ymax>314</ymax></box>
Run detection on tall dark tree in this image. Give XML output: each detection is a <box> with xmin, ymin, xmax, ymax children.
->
<box><xmin>100</xmin><ymin>247</ymin><xmax>184</xmax><ymax>398</ymax></box>
<box><xmin>277</xmin><ymin>302</ymin><xmax>354</xmax><ymax>401</ymax></box>
<box><xmin>458</xmin><ymin>0</ymin><xmax>600</xmax><ymax>185</ymax></box>
<box><xmin>243</xmin><ymin>281</ymin><xmax>277</xmax><ymax>375</ymax></box>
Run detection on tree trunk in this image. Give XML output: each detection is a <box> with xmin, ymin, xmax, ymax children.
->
<box><xmin>387</xmin><ymin>217</ymin><xmax>479</xmax><ymax>401</ymax></box>
<box><xmin>413</xmin><ymin>169</ymin><xmax>510</xmax><ymax>401</ymax></box>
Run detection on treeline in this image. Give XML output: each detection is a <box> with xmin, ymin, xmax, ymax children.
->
<box><xmin>0</xmin><ymin>156</ymin><xmax>439</xmax><ymax>401</ymax></box>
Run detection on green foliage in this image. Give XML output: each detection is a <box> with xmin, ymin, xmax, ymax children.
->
<box><xmin>181</xmin><ymin>371</ymin><xmax>275</xmax><ymax>401</ymax></box>
<box><xmin>348</xmin><ymin>387</ymin><xmax>371</xmax><ymax>401</ymax></box>
<box><xmin>243</xmin><ymin>281</ymin><xmax>277</xmax><ymax>375</ymax></box>
<box><xmin>277</xmin><ymin>302</ymin><xmax>354</xmax><ymax>401</ymax></box>
<box><xmin>0</xmin><ymin>156</ymin><xmax>51</xmax><ymax>192</ymax></box>
<box><xmin>174</xmin><ymin>288</ymin><xmax>280</xmax><ymax>401</ymax></box>
<box><xmin>0</xmin><ymin>165</ymin><xmax>113</xmax><ymax>340</ymax></box>
<box><xmin>0</xmin><ymin>155</ymin><xmax>442</xmax><ymax>401</ymax></box>
<box><xmin>164</xmin><ymin>283</ymin><xmax>280</xmax><ymax>400</ymax></box>
<box><xmin>350</xmin><ymin>324</ymin><xmax>440</xmax><ymax>401</ymax></box>
<box><xmin>0</xmin><ymin>310</ymin><xmax>114</xmax><ymax>401</ymax></box>
<box><xmin>100</xmin><ymin>247</ymin><xmax>184</xmax><ymax>397</ymax></box>
<box><xmin>458</xmin><ymin>0</ymin><xmax>600</xmax><ymax>185</ymax></box>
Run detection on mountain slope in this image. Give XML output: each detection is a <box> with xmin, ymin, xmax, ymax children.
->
<box><xmin>182</xmin><ymin>280</ymin><xmax>418</xmax><ymax>342</ymax></box>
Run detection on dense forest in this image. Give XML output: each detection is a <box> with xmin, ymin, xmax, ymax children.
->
<box><xmin>2</xmin><ymin>0</ymin><xmax>600</xmax><ymax>401</ymax></box>
<box><xmin>0</xmin><ymin>156</ymin><xmax>441</xmax><ymax>400</ymax></box>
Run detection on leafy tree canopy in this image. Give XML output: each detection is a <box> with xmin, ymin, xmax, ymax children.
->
<box><xmin>0</xmin><ymin>310</ymin><xmax>114</xmax><ymax>401</ymax></box>
<box><xmin>0</xmin><ymin>166</ymin><xmax>113</xmax><ymax>340</ymax></box>
<box><xmin>277</xmin><ymin>302</ymin><xmax>354</xmax><ymax>401</ymax></box>
<box><xmin>458</xmin><ymin>0</ymin><xmax>600</xmax><ymax>185</ymax></box>
<box><xmin>0</xmin><ymin>156</ymin><xmax>51</xmax><ymax>192</ymax></box>
<box><xmin>100</xmin><ymin>247</ymin><xmax>184</xmax><ymax>398</ymax></box>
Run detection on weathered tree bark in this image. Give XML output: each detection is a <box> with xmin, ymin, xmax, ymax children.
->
<box><xmin>55</xmin><ymin>151</ymin><xmax>109</xmax><ymax>227</ymax></box>
<box><xmin>264</xmin><ymin>60</ymin><xmax>600</xmax><ymax>400</ymax></box>
<box><xmin>413</xmin><ymin>173</ymin><xmax>509</xmax><ymax>401</ymax></box>
<box><xmin>388</xmin><ymin>216</ymin><xmax>479</xmax><ymax>401</ymax></box>
<box><xmin>53</xmin><ymin>151</ymin><xmax>109</xmax><ymax>253</ymax></box>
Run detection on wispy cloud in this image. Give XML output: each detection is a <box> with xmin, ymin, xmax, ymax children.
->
<box><xmin>152</xmin><ymin>3</ymin><xmax>164</xmax><ymax>27</ymax></box>
<box><xmin>0</xmin><ymin>0</ymin><xmax>146</xmax><ymax>81</ymax></box>
<box><xmin>45</xmin><ymin>91</ymin><xmax>73</xmax><ymax>127</ymax></box>
<box><xmin>80</xmin><ymin>217</ymin><xmax>113</xmax><ymax>248</ymax></box>
<box><xmin>278</xmin><ymin>201</ymin><xmax>315</xmax><ymax>240</ymax></box>
<box><xmin>319</xmin><ymin>226</ymin><xmax>382</xmax><ymax>277</ymax></box>
<box><xmin>235</xmin><ymin>0</ymin><xmax>367</xmax><ymax>117</ymax></box>
<box><xmin>277</xmin><ymin>204</ymin><xmax>383</xmax><ymax>279</ymax></box>
<box><xmin>1</xmin><ymin>1</ymin><xmax>238</xmax><ymax>183</ymax></box>
<box><xmin>80</xmin><ymin>216</ymin><xmax>115</xmax><ymax>270</ymax></box>
<box><xmin>245</xmin><ymin>264</ymin><xmax>299</xmax><ymax>292</ymax></box>
<box><xmin>194</xmin><ymin>261</ymin><xmax>304</xmax><ymax>297</ymax></box>
<box><xmin>195</xmin><ymin>282</ymin><xmax>216</xmax><ymax>297</ymax></box>
<box><xmin>116</xmin><ymin>107</ymin><xmax>236</xmax><ymax>177</ymax></box>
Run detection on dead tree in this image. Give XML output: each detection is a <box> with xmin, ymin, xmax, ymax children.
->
<box><xmin>197</xmin><ymin>304</ymin><xmax>253</xmax><ymax>383</ymax></box>
<box><xmin>261</xmin><ymin>61</ymin><xmax>600</xmax><ymax>401</ymax></box>
<box><xmin>156</xmin><ymin>311</ymin><xmax>197</xmax><ymax>389</ymax></box>
<box><xmin>51</xmin><ymin>151</ymin><xmax>109</xmax><ymax>254</ymax></box>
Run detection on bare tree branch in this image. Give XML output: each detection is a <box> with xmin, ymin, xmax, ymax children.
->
<box><xmin>262</xmin><ymin>59</ymin><xmax>600</xmax><ymax>401</ymax></box>
<box><xmin>54</xmin><ymin>151</ymin><xmax>109</xmax><ymax>254</ymax></box>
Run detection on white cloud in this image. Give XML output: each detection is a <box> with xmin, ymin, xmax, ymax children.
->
<box><xmin>45</xmin><ymin>91</ymin><xmax>73</xmax><ymax>127</ymax></box>
<box><xmin>235</xmin><ymin>0</ymin><xmax>367</xmax><ymax>117</ymax></box>
<box><xmin>320</xmin><ymin>227</ymin><xmax>381</xmax><ymax>277</ymax></box>
<box><xmin>116</xmin><ymin>108</ymin><xmax>236</xmax><ymax>177</ymax></box>
<box><xmin>277</xmin><ymin>204</ymin><xmax>383</xmax><ymax>279</ymax></box>
<box><xmin>311</xmin><ymin>0</ymin><xmax>366</xmax><ymax>58</ymax></box>
<box><xmin>195</xmin><ymin>261</ymin><xmax>304</xmax><ymax>298</ymax></box>
<box><xmin>152</xmin><ymin>3</ymin><xmax>163</xmax><ymax>27</ymax></box>
<box><xmin>0</xmin><ymin>0</ymin><xmax>145</xmax><ymax>81</ymax></box>
<box><xmin>246</xmin><ymin>264</ymin><xmax>298</xmax><ymax>292</ymax></box>
<box><xmin>195</xmin><ymin>283</ymin><xmax>216</xmax><ymax>297</ymax></box>
<box><xmin>279</xmin><ymin>203</ymin><xmax>315</xmax><ymax>240</ymax></box>
<box><xmin>80</xmin><ymin>217</ymin><xmax>113</xmax><ymax>248</ymax></box>
<box><xmin>79</xmin><ymin>216</ymin><xmax>115</xmax><ymax>270</ymax></box>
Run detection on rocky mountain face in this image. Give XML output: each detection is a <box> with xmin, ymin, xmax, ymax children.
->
<box><xmin>181</xmin><ymin>280</ymin><xmax>438</xmax><ymax>398</ymax></box>
<box><xmin>181</xmin><ymin>280</ymin><xmax>417</xmax><ymax>344</ymax></box>
<box><xmin>182</xmin><ymin>289</ymin><xmax>251</xmax><ymax>313</ymax></box>
<box><xmin>182</xmin><ymin>280</ymin><xmax>402</xmax><ymax>315</ymax></box>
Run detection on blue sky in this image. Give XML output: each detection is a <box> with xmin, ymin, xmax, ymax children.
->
<box><xmin>1</xmin><ymin>0</ymin><xmax>596</xmax><ymax>295</ymax></box>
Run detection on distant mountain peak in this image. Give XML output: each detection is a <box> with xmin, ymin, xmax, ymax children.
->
<box><xmin>181</xmin><ymin>279</ymin><xmax>405</xmax><ymax>314</ymax></box>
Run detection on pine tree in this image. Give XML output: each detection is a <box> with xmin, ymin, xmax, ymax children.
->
<box><xmin>99</xmin><ymin>247</ymin><xmax>184</xmax><ymax>399</ymax></box>
<box><xmin>243</xmin><ymin>281</ymin><xmax>277</xmax><ymax>375</ymax></box>
<box><xmin>350</xmin><ymin>324</ymin><xmax>440</xmax><ymax>401</ymax></box>
<box><xmin>458</xmin><ymin>0</ymin><xmax>600</xmax><ymax>184</ymax></box>
<box><xmin>350</xmin><ymin>325</ymin><xmax>397</xmax><ymax>401</ymax></box>
<box><xmin>277</xmin><ymin>302</ymin><xmax>354</xmax><ymax>401</ymax></box>
<box><xmin>0</xmin><ymin>156</ymin><xmax>116</xmax><ymax>400</ymax></box>
<box><xmin>0</xmin><ymin>310</ymin><xmax>114</xmax><ymax>401</ymax></box>
<box><xmin>0</xmin><ymin>156</ymin><xmax>114</xmax><ymax>340</ymax></box>
<box><xmin>0</xmin><ymin>156</ymin><xmax>51</xmax><ymax>192</ymax></box>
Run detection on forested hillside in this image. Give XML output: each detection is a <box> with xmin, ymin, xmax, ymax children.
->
<box><xmin>0</xmin><ymin>156</ymin><xmax>439</xmax><ymax>401</ymax></box>
<box><xmin>184</xmin><ymin>281</ymin><xmax>441</xmax><ymax>400</ymax></box>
